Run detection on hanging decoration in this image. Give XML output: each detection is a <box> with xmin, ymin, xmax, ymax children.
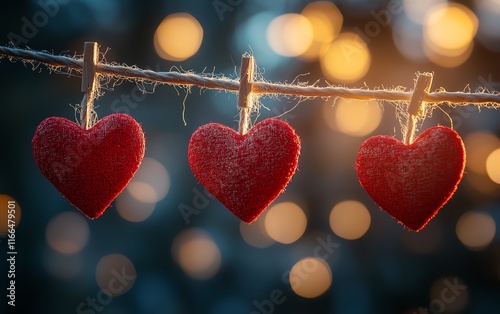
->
<box><xmin>355</xmin><ymin>126</ymin><xmax>466</xmax><ymax>231</ymax></box>
<box><xmin>356</xmin><ymin>74</ymin><xmax>466</xmax><ymax>231</ymax></box>
<box><xmin>188</xmin><ymin>119</ymin><xmax>300</xmax><ymax>223</ymax></box>
<box><xmin>188</xmin><ymin>57</ymin><xmax>300</xmax><ymax>223</ymax></box>
<box><xmin>1</xmin><ymin>43</ymin><xmax>498</xmax><ymax>231</ymax></box>
<box><xmin>31</xmin><ymin>43</ymin><xmax>145</xmax><ymax>219</ymax></box>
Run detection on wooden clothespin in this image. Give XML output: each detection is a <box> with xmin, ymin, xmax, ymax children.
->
<box><xmin>406</xmin><ymin>72</ymin><xmax>433</xmax><ymax>145</ymax></box>
<box><xmin>238</xmin><ymin>54</ymin><xmax>255</xmax><ymax>135</ymax></box>
<box><xmin>80</xmin><ymin>42</ymin><xmax>98</xmax><ymax>130</ymax></box>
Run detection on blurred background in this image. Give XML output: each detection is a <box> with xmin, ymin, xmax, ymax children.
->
<box><xmin>1</xmin><ymin>0</ymin><xmax>500</xmax><ymax>313</ymax></box>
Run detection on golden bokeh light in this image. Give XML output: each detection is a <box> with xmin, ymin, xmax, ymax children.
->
<box><xmin>423</xmin><ymin>3</ymin><xmax>478</xmax><ymax>67</ymax></box>
<box><xmin>46</xmin><ymin>212</ymin><xmax>89</xmax><ymax>254</ymax></box>
<box><xmin>486</xmin><ymin>148</ymin><xmax>500</xmax><ymax>184</ymax></box>
<box><xmin>154</xmin><ymin>13</ymin><xmax>203</xmax><ymax>61</ymax></box>
<box><xmin>290</xmin><ymin>257</ymin><xmax>332</xmax><ymax>298</ymax></box>
<box><xmin>115</xmin><ymin>188</ymin><xmax>156</xmax><ymax>222</ymax></box>
<box><xmin>127</xmin><ymin>182</ymin><xmax>157</xmax><ymax>203</ymax></box>
<box><xmin>267</xmin><ymin>13</ymin><xmax>314</xmax><ymax>57</ymax></box>
<box><xmin>456</xmin><ymin>211</ymin><xmax>496</xmax><ymax>250</ymax></box>
<box><xmin>424</xmin><ymin>4</ymin><xmax>478</xmax><ymax>52</ymax></box>
<box><xmin>240</xmin><ymin>215</ymin><xmax>275</xmax><ymax>248</ymax></box>
<box><xmin>430</xmin><ymin>277</ymin><xmax>468</xmax><ymax>312</ymax></box>
<box><xmin>300</xmin><ymin>1</ymin><xmax>343</xmax><ymax>60</ymax></box>
<box><xmin>0</xmin><ymin>194</ymin><xmax>21</xmax><ymax>235</ymax></box>
<box><xmin>172</xmin><ymin>229</ymin><xmax>221</xmax><ymax>280</ymax></box>
<box><xmin>423</xmin><ymin>41</ymin><xmax>474</xmax><ymax>68</ymax></box>
<box><xmin>264</xmin><ymin>202</ymin><xmax>307</xmax><ymax>244</ymax></box>
<box><xmin>127</xmin><ymin>157</ymin><xmax>170</xmax><ymax>204</ymax></box>
<box><xmin>320</xmin><ymin>32</ymin><xmax>371</xmax><ymax>83</ymax></box>
<box><xmin>464</xmin><ymin>132</ymin><xmax>500</xmax><ymax>174</ymax></box>
<box><xmin>323</xmin><ymin>99</ymin><xmax>382</xmax><ymax>137</ymax></box>
<box><xmin>329</xmin><ymin>200</ymin><xmax>371</xmax><ymax>240</ymax></box>
<box><xmin>96</xmin><ymin>254</ymin><xmax>137</xmax><ymax>297</ymax></box>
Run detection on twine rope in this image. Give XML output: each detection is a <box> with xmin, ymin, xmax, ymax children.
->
<box><xmin>1</xmin><ymin>45</ymin><xmax>500</xmax><ymax>106</ymax></box>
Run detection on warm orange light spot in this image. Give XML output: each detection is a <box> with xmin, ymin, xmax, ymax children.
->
<box><xmin>289</xmin><ymin>257</ymin><xmax>332</xmax><ymax>298</ymax></box>
<box><xmin>300</xmin><ymin>1</ymin><xmax>343</xmax><ymax>60</ymax></box>
<box><xmin>267</xmin><ymin>13</ymin><xmax>314</xmax><ymax>57</ymax></box>
<box><xmin>423</xmin><ymin>3</ymin><xmax>478</xmax><ymax>67</ymax></box>
<box><xmin>154</xmin><ymin>13</ymin><xmax>203</xmax><ymax>61</ymax></box>
<box><xmin>115</xmin><ymin>188</ymin><xmax>156</xmax><ymax>223</ymax></box>
<box><xmin>264</xmin><ymin>202</ymin><xmax>307</xmax><ymax>244</ymax></box>
<box><xmin>172</xmin><ymin>229</ymin><xmax>221</xmax><ymax>280</ymax></box>
<box><xmin>0</xmin><ymin>194</ymin><xmax>21</xmax><ymax>235</ymax></box>
<box><xmin>486</xmin><ymin>148</ymin><xmax>500</xmax><ymax>184</ymax></box>
<box><xmin>456</xmin><ymin>211</ymin><xmax>496</xmax><ymax>250</ymax></box>
<box><xmin>127</xmin><ymin>157</ymin><xmax>170</xmax><ymax>204</ymax></box>
<box><xmin>329</xmin><ymin>200</ymin><xmax>371</xmax><ymax>240</ymax></box>
<box><xmin>320</xmin><ymin>32</ymin><xmax>371</xmax><ymax>83</ymax></box>
<box><xmin>323</xmin><ymin>99</ymin><xmax>382</xmax><ymax>136</ymax></box>
<box><xmin>46</xmin><ymin>212</ymin><xmax>89</xmax><ymax>254</ymax></box>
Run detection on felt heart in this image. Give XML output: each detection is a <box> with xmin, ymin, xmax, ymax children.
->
<box><xmin>188</xmin><ymin>118</ymin><xmax>300</xmax><ymax>223</ymax></box>
<box><xmin>355</xmin><ymin>126</ymin><xmax>465</xmax><ymax>231</ymax></box>
<box><xmin>32</xmin><ymin>113</ymin><xmax>145</xmax><ymax>219</ymax></box>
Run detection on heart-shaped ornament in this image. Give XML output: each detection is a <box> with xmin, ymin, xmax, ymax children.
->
<box><xmin>32</xmin><ymin>113</ymin><xmax>145</xmax><ymax>219</ymax></box>
<box><xmin>355</xmin><ymin>126</ymin><xmax>465</xmax><ymax>231</ymax></box>
<box><xmin>188</xmin><ymin>118</ymin><xmax>300</xmax><ymax>223</ymax></box>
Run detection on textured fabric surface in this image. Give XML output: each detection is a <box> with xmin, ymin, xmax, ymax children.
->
<box><xmin>188</xmin><ymin>118</ymin><xmax>301</xmax><ymax>223</ymax></box>
<box><xmin>355</xmin><ymin>126</ymin><xmax>465</xmax><ymax>231</ymax></box>
<box><xmin>32</xmin><ymin>113</ymin><xmax>145</xmax><ymax>219</ymax></box>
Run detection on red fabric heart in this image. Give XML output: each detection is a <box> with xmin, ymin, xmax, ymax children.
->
<box><xmin>188</xmin><ymin>118</ymin><xmax>300</xmax><ymax>223</ymax></box>
<box><xmin>32</xmin><ymin>113</ymin><xmax>145</xmax><ymax>219</ymax></box>
<box><xmin>355</xmin><ymin>126</ymin><xmax>465</xmax><ymax>231</ymax></box>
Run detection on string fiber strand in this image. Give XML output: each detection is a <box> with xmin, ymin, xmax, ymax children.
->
<box><xmin>1</xmin><ymin>45</ymin><xmax>500</xmax><ymax>106</ymax></box>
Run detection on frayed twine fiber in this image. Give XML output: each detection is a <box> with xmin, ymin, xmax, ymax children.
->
<box><xmin>1</xmin><ymin>45</ymin><xmax>500</xmax><ymax>107</ymax></box>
